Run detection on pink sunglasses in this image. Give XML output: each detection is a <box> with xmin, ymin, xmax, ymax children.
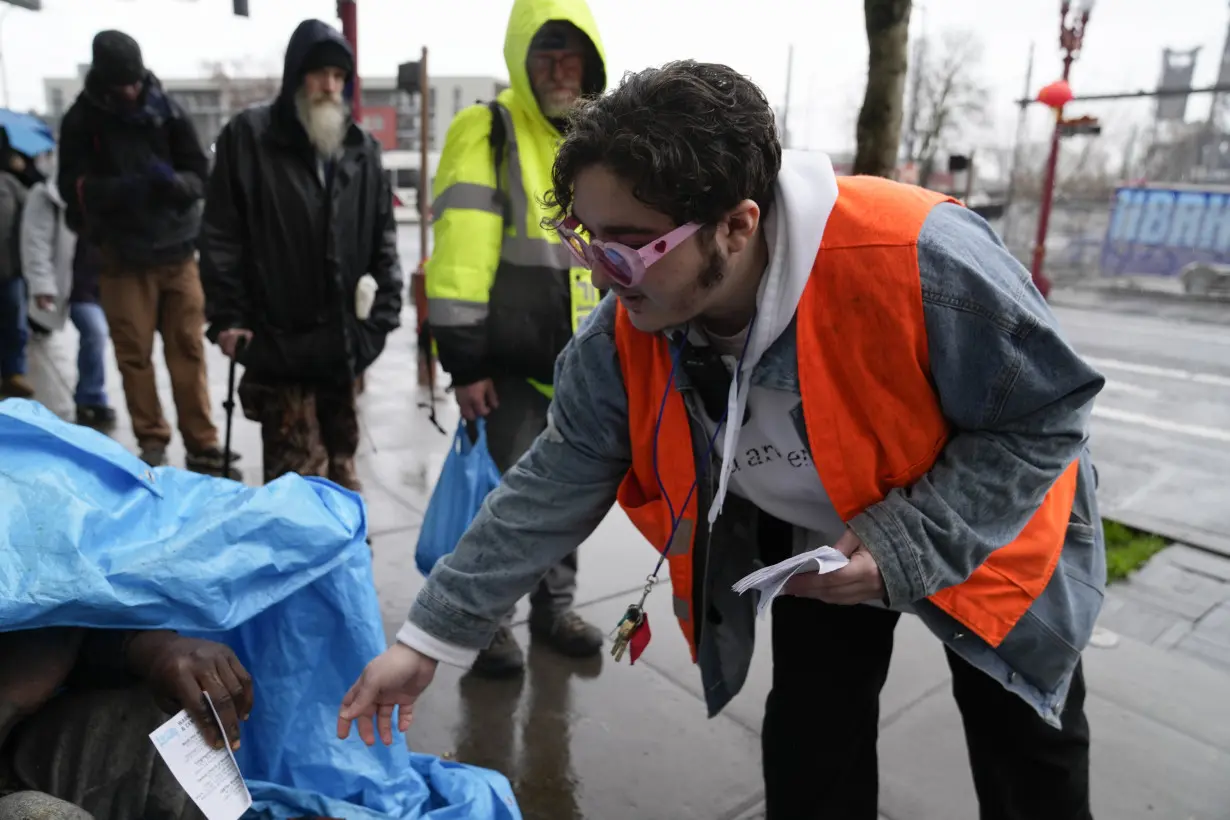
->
<box><xmin>556</xmin><ymin>217</ymin><xmax>702</xmax><ymax>288</ymax></box>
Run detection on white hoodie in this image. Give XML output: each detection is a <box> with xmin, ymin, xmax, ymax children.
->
<box><xmin>698</xmin><ymin>150</ymin><xmax>841</xmax><ymax>543</ymax></box>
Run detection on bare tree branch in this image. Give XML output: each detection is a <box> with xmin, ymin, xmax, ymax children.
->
<box><xmin>907</xmin><ymin>30</ymin><xmax>989</xmax><ymax>187</ymax></box>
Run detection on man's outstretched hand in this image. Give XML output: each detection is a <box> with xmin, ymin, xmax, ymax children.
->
<box><xmin>337</xmin><ymin>643</ymin><xmax>438</xmax><ymax>746</ymax></box>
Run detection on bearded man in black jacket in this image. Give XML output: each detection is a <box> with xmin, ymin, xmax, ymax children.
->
<box><xmin>200</xmin><ymin>19</ymin><xmax>403</xmax><ymax>491</ymax></box>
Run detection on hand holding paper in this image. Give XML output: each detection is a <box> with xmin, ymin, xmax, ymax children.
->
<box><xmin>732</xmin><ymin>545</ymin><xmax>850</xmax><ymax>619</ymax></box>
<box><xmin>732</xmin><ymin>529</ymin><xmax>888</xmax><ymax>617</ymax></box>
<box><xmin>782</xmin><ymin>529</ymin><xmax>887</xmax><ymax>606</ymax></box>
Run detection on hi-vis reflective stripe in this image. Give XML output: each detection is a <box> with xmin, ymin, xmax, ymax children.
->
<box><xmin>672</xmin><ymin>595</ymin><xmax>691</xmax><ymax>621</ymax></box>
<box><xmin>435</xmin><ymin>182</ymin><xmax>503</xmax><ymax>217</ymax></box>
<box><xmin>666</xmin><ymin>519</ymin><xmax>694</xmax><ymax>557</ymax></box>
<box><xmin>501</xmin><ymin>236</ymin><xmax>574</xmax><ymax>268</ymax></box>
<box><xmin>497</xmin><ymin>104</ymin><xmax>529</xmax><ymax>236</ymax></box>
<box><xmin>427</xmin><ymin>298</ymin><xmax>488</xmax><ymax>327</ymax></box>
<box><xmin>492</xmin><ymin>105</ymin><xmax>575</xmax><ymax>271</ymax></box>
<box><xmin>492</xmin><ymin>102</ymin><xmax>593</xmax><ymax>338</ymax></box>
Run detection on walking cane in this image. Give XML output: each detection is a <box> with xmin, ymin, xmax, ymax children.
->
<box><xmin>222</xmin><ymin>336</ymin><xmax>246</xmax><ymax>480</ymax></box>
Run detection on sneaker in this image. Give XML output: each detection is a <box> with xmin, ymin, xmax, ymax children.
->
<box><xmin>0</xmin><ymin>374</ymin><xmax>35</xmax><ymax>399</ymax></box>
<box><xmin>470</xmin><ymin>625</ymin><xmax>525</xmax><ymax>678</ymax></box>
<box><xmin>75</xmin><ymin>404</ymin><xmax>117</xmax><ymax>431</ymax></box>
<box><xmin>529</xmin><ymin>609</ymin><xmax>604</xmax><ymax>658</ymax></box>
<box><xmin>140</xmin><ymin>445</ymin><xmax>168</xmax><ymax>467</ymax></box>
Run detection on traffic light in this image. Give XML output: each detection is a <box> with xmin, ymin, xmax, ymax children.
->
<box><xmin>397</xmin><ymin>62</ymin><xmax>422</xmax><ymax>96</ymax></box>
<box><xmin>233</xmin><ymin>0</ymin><xmax>249</xmax><ymax>16</ymax></box>
<box><xmin>948</xmin><ymin>154</ymin><xmax>970</xmax><ymax>173</ymax></box>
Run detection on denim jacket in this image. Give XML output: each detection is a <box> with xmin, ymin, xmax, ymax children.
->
<box><xmin>402</xmin><ymin>180</ymin><xmax>1107</xmax><ymax>729</ymax></box>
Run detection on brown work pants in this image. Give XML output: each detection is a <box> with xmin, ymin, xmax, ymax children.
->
<box><xmin>99</xmin><ymin>256</ymin><xmax>218</xmax><ymax>453</ymax></box>
<box><xmin>238</xmin><ymin>376</ymin><xmax>362</xmax><ymax>491</ymax></box>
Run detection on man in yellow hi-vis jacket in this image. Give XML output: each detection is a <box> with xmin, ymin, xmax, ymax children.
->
<box><xmin>425</xmin><ymin>0</ymin><xmax>606</xmax><ymax>676</ymax></box>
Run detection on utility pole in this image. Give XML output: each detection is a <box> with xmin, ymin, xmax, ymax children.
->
<box><xmin>337</xmin><ymin>0</ymin><xmax>361</xmax><ymax>119</ymax></box>
<box><xmin>396</xmin><ymin>51</ymin><xmax>434</xmax><ymax>391</ymax></box>
<box><xmin>1030</xmin><ymin>0</ymin><xmax>1094</xmax><ymax>300</ymax></box>
<box><xmin>418</xmin><ymin>47</ymin><xmax>429</xmax><ymax>264</ymax></box>
<box><xmin>1119</xmin><ymin>124</ymin><xmax>1139</xmax><ymax>181</ymax></box>
<box><xmin>1002</xmin><ymin>42</ymin><xmax>1035</xmax><ymax>247</ymax></box>
<box><xmin>962</xmin><ymin>150</ymin><xmax>977</xmax><ymax>202</ymax></box>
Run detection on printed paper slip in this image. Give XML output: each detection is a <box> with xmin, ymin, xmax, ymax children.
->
<box><xmin>149</xmin><ymin>692</ymin><xmax>252</xmax><ymax>820</ymax></box>
<box><xmin>732</xmin><ymin>545</ymin><xmax>849</xmax><ymax>619</ymax></box>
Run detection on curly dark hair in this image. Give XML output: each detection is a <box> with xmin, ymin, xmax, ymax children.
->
<box><xmin>543</xmin><ymin>60</ymin><xmax>782</xmax><ymax>228</ymax></box>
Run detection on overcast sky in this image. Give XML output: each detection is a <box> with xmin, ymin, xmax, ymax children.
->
<box><xmin>2</xmin><ymin>0</ymin><xmax>1228</xmax><ymax>153</ymax></box>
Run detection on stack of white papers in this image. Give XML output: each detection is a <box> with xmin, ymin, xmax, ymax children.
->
<box><xmin>733</xmin><ymin>545</ymin><xmax>850</xmax><ymax>619</ymax></box>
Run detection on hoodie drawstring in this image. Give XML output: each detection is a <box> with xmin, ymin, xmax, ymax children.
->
<box><xmin>646</xmin><ymin>318</ymin><xmax>757</xmax><ymax>584</ymax></box>
<box><xmin>709</xmin><ymin>310</ymin><xmax>758</xmax><ymax>524</ymax></box>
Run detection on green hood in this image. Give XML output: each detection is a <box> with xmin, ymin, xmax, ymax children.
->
<box><xmin>503</xmin><ymin>0</ymin><xmax>606</xmax><ymax>131</ymax></box>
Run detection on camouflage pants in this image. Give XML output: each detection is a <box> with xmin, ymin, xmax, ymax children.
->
<box><xmin>238</xmin><ymin>376</ymin><xmax>362</xmax><ymax>491</ymax></box>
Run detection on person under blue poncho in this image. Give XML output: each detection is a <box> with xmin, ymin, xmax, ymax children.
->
<box><xmin>0</xmin><ymin>399</ymin><xmax>521</xmax><ymax>820</ymax></box>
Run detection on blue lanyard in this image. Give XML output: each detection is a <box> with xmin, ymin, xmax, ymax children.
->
<box><xmin>645</xmin><ymin>313</ymin><xmax>757</xmax><ymax>587</ymax></box>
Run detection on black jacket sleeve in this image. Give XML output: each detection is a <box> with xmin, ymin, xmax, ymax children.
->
<box><xmin>159</xmin><ymin>105</ymin><xmax>209</xmax><ymax>207</ymax></box>
<box><xmin>199</xmin><ymin>120</ymin><xmax>249</xmax><ymax>341</ymax></box>
<box><xmin>56</xmin><ymin>104</ymin><xmax>92</xmax><ymax>234</ymax></box>
<box><xmin>57</xmin><ymin>103</ymin><xmax>151</xmax><ymax>231</ymax></box>
<box><xmin>367</xmin><ymin>143</ymin><xmax>403</xmax><ymax>334</ymax></box>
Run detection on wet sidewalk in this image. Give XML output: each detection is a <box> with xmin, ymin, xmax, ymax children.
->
<box><xmin>19</xmin><ymin>313</ymin><xmax>1230</xmax><ymax>820</ymax></box>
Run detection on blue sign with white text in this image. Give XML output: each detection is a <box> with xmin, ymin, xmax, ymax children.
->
<box><xmin>1101</xmin><ymin>186</ymin><xmax>1230</xmax><ymax>278</ymax></box>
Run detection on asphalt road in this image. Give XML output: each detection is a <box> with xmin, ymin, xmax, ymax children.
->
<box><xmin>1053</xmin><ymin>302</ymin><xmax>1230</xmax><ymax>554</ymax></box>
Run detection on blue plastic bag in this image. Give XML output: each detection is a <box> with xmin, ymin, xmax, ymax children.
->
<box><xmin>415</xmin><ymin>419</ymin><xmax>503</xmax><ymax>577</ymax></box>
<box><xmin>0</xmin><ymin>399</ymin><xmax>521</xmax><ymax>820</ymax></box>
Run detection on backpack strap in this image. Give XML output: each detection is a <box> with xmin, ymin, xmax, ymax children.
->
<box><xmin>487</xmin><ymin>101</ymin><xmax>509</xmax><ymax>223</ymax></box>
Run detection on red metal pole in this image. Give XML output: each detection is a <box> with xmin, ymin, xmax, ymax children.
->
<box><xmin>338</xmin><ymin>0</ymin><xmax>361</xmax><ymax>119</ymax></box>
<box><xmin>1029</xmin><ymin>2</ymin><xmax>1090</xmax><ymax>300</ymax></box>
<box><xmin>1029</xmin><ymin>55</ymin><xmax>1072</xmax><ymax>300</ymax></box>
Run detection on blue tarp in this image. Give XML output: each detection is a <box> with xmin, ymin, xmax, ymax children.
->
<box><xmin>0</xmin><ymin>399</ymin><xmax>521</xmax><ymax>820</ymax></box>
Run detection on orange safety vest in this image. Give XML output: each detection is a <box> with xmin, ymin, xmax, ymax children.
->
<box><xmin>614</xmin><ymin>176</ymin><xmax>1080</xmax><ymax>661</ymax></box>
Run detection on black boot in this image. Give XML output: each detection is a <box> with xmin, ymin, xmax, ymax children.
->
<box><xmin>186</xmin><ymin>446</ymin><xmax>243</xmax><ymax>479</ymax></box>
<box><xmin>529</xmin><ymin>609</ymin><xmax>604</xmax><ymax>658</ymax></box>
<box><xmin>470</xmin><ymin>625</ymin><xmax>525</xmax><ymax>678</ymax></box>
<box><xmin>76</xmin><ymin>404</ymin><xmax>117</xmax><ymax>431</ymax></box>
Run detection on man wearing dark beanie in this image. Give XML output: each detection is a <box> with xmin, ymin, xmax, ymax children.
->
<box><xmin>57</xmin><ymin>30</ymin><xmax>237</xmax><ymax>477</ymax></box>
<box><xmin>200</xmin><ymin>19</ymin><xmax>401</xmax><ymax>495</ymax></box>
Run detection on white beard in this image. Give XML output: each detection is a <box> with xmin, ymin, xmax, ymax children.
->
<box><xmin>296</xmin><ymin>90</ymin><xmax>348</xmax><ymax>157</ymax></box>
<box><xmin>538</xmin><ymin>88</ymin><xmax>580</xmax><ymax>119</ymax></box>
